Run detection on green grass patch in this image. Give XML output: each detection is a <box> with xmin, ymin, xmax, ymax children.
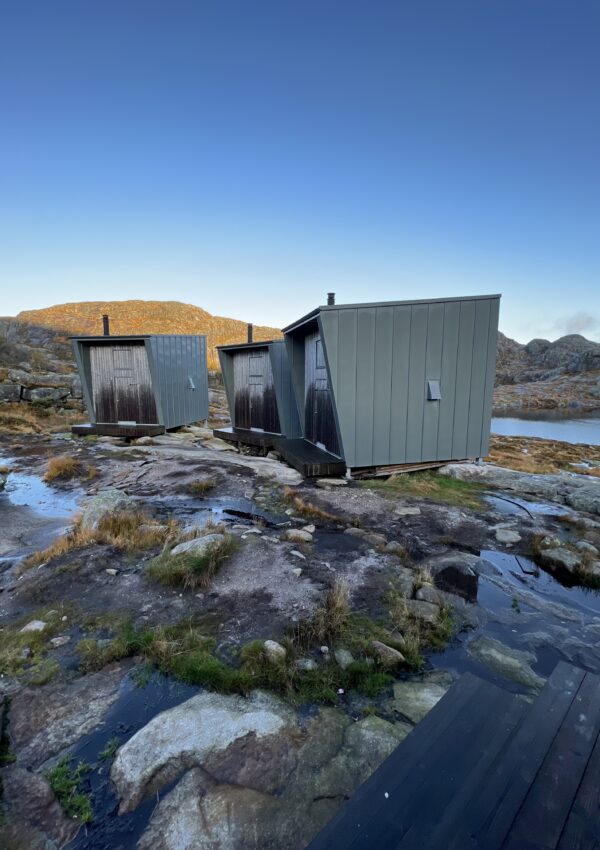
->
<box><xmin>98</xmin><ymin>737</ymin><xmax>120</xmax><ymax>761</ymax></box>
<box><xmin>146</xmin><ymin>533</ymin><xmax>238</xmax><ymax>591</ymax></box>
<box><xmin>359</xmin><ymin>471</ymin><xmax>485</xmax><ymax>510</ymax></box>
<box><xmin>0</xmin><ymin>607</ymin><xmax>68</xmax><ymax>679</ymax></box>
<box><xmin>44</xmin><ymin>757</ymin><xmax>93</xmax><ymax>823</ymax></box>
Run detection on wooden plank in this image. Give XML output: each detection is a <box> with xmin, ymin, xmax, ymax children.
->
<box><xmin>503</xmin><ymin>670</ymin><xmax>600</xmax><ymax>850</ymax></box>
<box><xmin>276</xmin><ymin>438</ymin><xmax>346</xmax><ymax>477</ymax></box>
<box><xmin>395</xmin><ymin>689</ymin><xmax>528</xmax><ymax>849</ymax></box>
<box><xmin>347</xmin><ymin>681</ymin><xmax>521</xmax><ymax>849</ymax></box>
<box><xmin>558</xmin><ymin>727</ymin><xmax>600</xmax><ymax>850</ymax></box>
<box><xmin>306</xmin><ymin>674</ymin><xmax>490</xmax><ymax>850</ymax></box>
<box><xmin>447</xmin><ymin>661</ymin><xmax>586</xmax><ymax>850</ymax></box>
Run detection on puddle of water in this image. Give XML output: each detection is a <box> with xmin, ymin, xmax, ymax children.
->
<box><xmin>150</xmin><ymin>494</ymin><xmax>288</xmax><ymax>530</ymax></box>
<box><xmin>484</xmin><ymin>494</ymin><xmax>575</xmax><ymax>518</ymax></box>
<box><xmin>480</xmin><ymin>550</ymin><xmax>600</xmax><ymax>620</ymax></box>
<box><xmin>2</xmin><ymin>471</ymin><xmax>80</xmax><ymax>517</ymax></box>
<box><xmin>64</xmin><ymin>670</ymin><xmax>198</xmax><ymax>850</ymax></box>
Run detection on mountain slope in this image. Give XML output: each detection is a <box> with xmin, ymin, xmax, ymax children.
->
<box><xmin>17</xmin><ymin>300</ymin><xmax>282</xmax><ymax>370</ymax></box>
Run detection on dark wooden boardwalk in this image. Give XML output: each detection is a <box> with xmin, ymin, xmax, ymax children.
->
<box><xmin>212</xmin><ymin>428</ymin><xmax>346</xmax><ymax>476</ymax></box>
<box><xmin>72</xmin><ymin>422</ymin><xmax>165</xmax><ymax>438</ymax></box>
<box><xmin>307</xmin><ymin>662</ymin><xmax>600</xmax><ymax>850</ymax></box>
<box><xmin>212</xmin><ymin>425</ymin><xmax>279</xmax><ymax>451</ymax></box>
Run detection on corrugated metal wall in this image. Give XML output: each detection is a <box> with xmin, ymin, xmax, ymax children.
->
<box><xmin>146</xmin><ymin>335</ymin><xmax>208</xmax><ymax>429</ymax></box>
<box><xmin>318</xmin><ymin>296</ymin><xmax>500</xmax><ymax>468</ymax></box>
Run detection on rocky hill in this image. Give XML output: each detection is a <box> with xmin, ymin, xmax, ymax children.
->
<box><xmin>15</xmin><ymin>300</ymin><xmax>281</xmax><ymax>370</ymax></box>
<box><xmin>1</xmin><ymin>300</ymin><xmax>598</xmax><ymax>415</ymax></box>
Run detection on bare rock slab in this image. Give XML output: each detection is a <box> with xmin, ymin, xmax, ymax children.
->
<box><xmin>467</xmin><ymin>635</ymin><xmax>546</xmax><ymax>692</ymax></box>
<box><xmin>391</xmin><ymin>678</ymin><xmax>450</xmax><ymax>724</ymax></box>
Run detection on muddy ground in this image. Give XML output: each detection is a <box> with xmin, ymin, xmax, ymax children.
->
<box><xmin>1</xmin><ymin>420</ymin><xmax>600</xmax><ymax>850</ymax></box>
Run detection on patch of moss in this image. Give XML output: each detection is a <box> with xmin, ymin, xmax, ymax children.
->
<box><xmin>359</xmin><ymin>471</ymin><xmax>485</xmax><ymax>510</ymax></box>
<box><xmin>44</xmin><ymin>757</ymin><xmax>93</xmax><ymax>823</ymax></box>
<box><xmin>98</xmin><ymin>737</ymin><xmax>120</xmax><ymax>761</ymax></box>
<box><xmin>0</xmin><ymin>608</ymin><xmax>67</xmax><ymax>679</ymax></box>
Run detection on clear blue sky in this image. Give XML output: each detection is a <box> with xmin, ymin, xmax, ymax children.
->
<box><xmin>1</xmin><ymin>1</ymin><xmax>599</xmax><ymax>342</ymax></box>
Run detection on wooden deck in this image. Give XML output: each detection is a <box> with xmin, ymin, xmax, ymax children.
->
<box><xmin>275</xmin><ymin>438</ymin><xmax>346</xmax><ymax>478</ymax></box>
<box><xmin>71</xmin><ymin>422</ymin><xmax>165</xmax><ymax>438</ymax></box>
<box><xmin>212</xmin><ymin>426</ymin><xmax>280</xmax><ymax>450</ymax></box>
<box><xmin>306</xmin><ymin>662</ymin><xmax>600</xmax><ymax>850</ymax></box>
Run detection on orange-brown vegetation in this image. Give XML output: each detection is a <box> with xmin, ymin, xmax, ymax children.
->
<box><xmin>17</xmin><ymin>300</ymin><xmax>281</xmax><ymax>370</ymax></box>
<box><xmin>487</xmin><ymin>434</ymin><xmax>600</xmax><ymax>477</ymax></box>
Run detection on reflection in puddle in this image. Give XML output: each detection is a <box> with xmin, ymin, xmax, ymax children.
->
<box><xmin>2</xmin><ymin>471</ymin><xmax>80</xmax><ymax>517</ymax></box>
<box><xmin>484</xmin><ymin>493</ymin><xmax>575</xmax><ymax>518</ymax></box>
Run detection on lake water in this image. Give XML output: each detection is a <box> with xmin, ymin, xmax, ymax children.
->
<box><xmin>491</xmin><ymin>413</ymin><xmax>600</xmax><ymax>445</ymax></box>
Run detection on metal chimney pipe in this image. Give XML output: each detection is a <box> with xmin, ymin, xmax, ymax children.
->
<box><xmin>102</xmin><ymin>314</ymin><xmax>110</xmax><ymax>336</ymax></box>
<box><xmin>247</xmin><ymin>323</ymin><xmax>253</xmax><ymax>343</ymax></box>
<box><xmin>327</xmin><ymin>292</ymin><xmax>336</xmax><ymax>306</ymax></box>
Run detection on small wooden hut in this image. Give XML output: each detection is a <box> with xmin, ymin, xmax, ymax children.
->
<box><xmin>71</xmin><ymin>327</ymin><xmax>208</xmax><ymax>437</ymax></box>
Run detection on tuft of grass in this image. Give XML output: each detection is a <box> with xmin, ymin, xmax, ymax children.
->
<box><xmin>44</xmin><ymin>757</ymin><xmax>92</xmax><ymax>823</ymax></box>
<box><xmin>21</xmin><ymin>511</ymin><xmax>177</xmax><ymax>570</ymax></box>
<box><xmin>98</xmin><ymin>738</ymin><xmax>120</xmax><ymax>761</ymax></box>
<box><xmin>0</xmin><ymin>402</ymin><xmax>83</xmax><ymax>435</ymax></box>
<box><xmin>359</xmin><ymin>471</ymin><xmax>485</xmax><ymax>510</ymax></box>
<box><xmin>188</xmin><ymin>478</ymin><xmax>215</xmax><ymax>495</ymax></box>
<box><xmin>44</xmin><ymin>455</ymin><xmax>84</xmax><ymax>482</ymax></box>
<box><xmin>281</xmin><ymin>486</ymin><xmax>343</xmax><ymax>523</ymax></box>
<box><xmin>146</xmin><ymin>532</ymin><xmax>237</xmax><ymax>591</ymax></box>
<box><xmin>295</xmin><ymin>578</ymin><xmax>350</xmax><ymax>648</ymax></box>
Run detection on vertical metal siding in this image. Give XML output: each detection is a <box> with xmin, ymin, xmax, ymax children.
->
<box><xmin>421</xmin><ymin>302</ymin><xmax>445</xmax><ymax>460</ymax></box>
<box><xmin>270</xmin><ymin>341</ymin><xmax>302</xmax><ymax>438</ymax></box>
<box><xmin>317</xmin><ymin>296</ymin><xmax>499</xmax><ymax>468</ymax></box>
<box><xmin>436</xmin><ymin>301</ymin><xmax>461</xmax><ymax>459</ymax></box>
<box><xmin>148</xmin><ymin>335</ymin><xmax>208</xmax><ymax>429</ymax></box>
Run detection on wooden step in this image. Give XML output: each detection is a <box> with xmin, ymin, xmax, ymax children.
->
<box><xmin>276</xmin><ymin>438</ymin><xmax>346</xmax><ymax>477</ymax></box>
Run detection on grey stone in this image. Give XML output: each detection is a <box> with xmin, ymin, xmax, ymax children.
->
<box><xmin>0</xmin><ymin>382</ymin><xmax>21</xmax><ymax>402</ymax></box>
<box><xmin>334</xmin><ymin>649</ymin><xmax>355</xmax><ymax>670</ymax></box>
<box><xmin>20</xmin><ymin>619</ymin><xmax>47</xmax><ymax>633</ymax></box>
<box><xmin>0</xmin><ymin>766</ymin><xmax>78</xmax><ymax>849</ymax></box>
<box><xmin>415</xmin><ymin>584</ymin><xmax>445</xmax><ymax>606</ymax></box>
<box><xmin>404</xmin><ymin>599</ymin><xmax>440</xmax><ymax>625</ymax></box>
<box><xmin>576</xmin><ymin>540</ymin><xmax>599</xmax><ymax>556</ymax></box>
<box><xmin>10</xmin><ymin>663</ymin><xmax>127</xmax><ymax>768</ymax></box>
<box><xmin>302</xmin><ymin>524</ymin><xmax>316</xmax><ymax>534</ymax></box>
<box><xmin>111</xmin><ymin>691</ymin><xmax>296</xmax><ymax>813</ymax></box>
<box><xmin>263</xmin><ymin>640</ymin><xmax>286</xmax><ymax>662</ymax></box>
<box><xmin>316</xmin><ymin>478</ymin><xmax>347</xmax><ymax>487</ymax></box>
<box><xmin>394</xmin><ymin>505</ymin><xmax>422</xmax><ymax>516</ymax></box>
<box><xmin>282</xmin><ymin>529</ymin><xmax>313</xmax><ymax>544</ymax></box>
<box><xmin>539</xmin><ymin>546</ymin><xmax>582</xmax><ymax>575</ymax></box>
<box><xmin>80</xmin><ymin>488</ymin><xmax>135</xmax><ymax>530</ymax></box>
<box><xmin>370</xmin><ymin>641</ymin><xmax>405</xmax><ymax>667</ymax></box>
<box><xmin>495</xmin><ymin>527</ymin><xmax>522</xmax><ymax>544</ymax></box>
<box><xmin>391</xmin><ymin>679</ymin><xmax>450</xmax><ymax>723</ymax></box>
<box><xmin>49</xmin><ymin>635</ymin><xmax>71</xmax><ymax>648</ymax></box>
<box><xmin>22</xmin><ymin>386</ymin><xmax>70</xmax><ymax>402</ymax></box>
<box><xmin>169</xmin><ymin>533</ymin><xmax>225</xmax><ymax>558</ymax></box>
<box><xmin>425</xmin><ymin>553</ymin><xmax>483</xmax><ymax>601</ymax></box>
<box><xmin>385</xmin><ymin>540</ymin><xmax>406</xmax><ymax>555</ymax></box>
<box><xmin>467</xmin><ymin>635</ymin><xmax>545</xmax><ymax>692</ymax></box>
<box><xmin>295</xmin><ymin>657</ymin><xmax>318</xmax><ymax>671</ymax></box>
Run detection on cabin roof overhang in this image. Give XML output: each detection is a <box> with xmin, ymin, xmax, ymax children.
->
<box><xmin>69</xmin><ymin>334</ymin><xmax>152</xmax><ymax>342</ymax></box>
<box><xmin>217</xmin><ymin>340</ymin><xmax>279</xmax><ymax>352</ymax></box>
<box><xmin>282</xmin><ymin>293</ymin><xmax>502</xmax><ymax>334</ymax></box>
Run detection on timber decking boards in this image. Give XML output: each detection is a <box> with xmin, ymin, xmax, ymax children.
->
<box><xmin>72</xmin><ymin>423</ymin><xmax>165</xmax><ymax>438</ymax></box>
<box><xmin>275</xmin><ymin>438</ymin><xmax>346</xmax><ymax>477</ymax></box>
<box><xmin>306</xmin><ymin>662</ymin><xmax>600</xmax><ymax>850</ymax></box>
<box><xmin>212</xmin><ymin>426</ymin><xmax>280</xmax><ymax>450</ymax></box>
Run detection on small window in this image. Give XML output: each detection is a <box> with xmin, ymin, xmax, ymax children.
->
<box><xmin>188</xmin><ymin>376</ymin><xmax>196</xmax><ymax>390</ymax></box>
<box><xmin>427</xmin><ymin>379</ymin><xmax>442</xmax><ymax>401</ymax></box>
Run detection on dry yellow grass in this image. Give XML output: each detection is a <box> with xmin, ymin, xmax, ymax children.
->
<box><xmin>44</xmin><ymin>456</ymin><xmax>83</xmax><ymax>482</ymax></box>
<box><xmin>21</xmin><ymin>511</ymin><xmax>177</xmax><ymax>570</ymax></box>
<box><xmin>281</xmin><ymin>487</ymin><xmax>343</xmax><ymax>523</ymax></box>
<box><xmin>487</xmin><ymin>434</ymin><xmax>600</xmax><ymax>477</ymax></box>
<box><xmin>0</xmin><ymin>402</ymin><xmax>82</xmax><ymax>434</ymax></box>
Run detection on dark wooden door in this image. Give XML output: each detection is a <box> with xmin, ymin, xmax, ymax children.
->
<box><xmin>304</xmin><ymin>331</ymin><xmax>340</xmax><ymax>455</ymax></box>
<box><xmin>233</xmin><ymin>349</ymin><xmax>281</xmax><ymax>433</ymax></box>
<box><xmin>89</xmin><ymin>344</ymin><xmax>157</xmax><ymax>424</ymax></box>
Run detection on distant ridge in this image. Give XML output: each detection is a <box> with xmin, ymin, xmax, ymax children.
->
<box><xmin>17</xmin><ymin>300</ymin><xmax>282</xmax><ymax>370</ymax></box>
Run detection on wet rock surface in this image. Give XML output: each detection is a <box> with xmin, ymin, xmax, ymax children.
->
<box><xmin>2</xmin><ymin>431</ymin><xmax>600</xmax><ymax>849</ymax></box>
